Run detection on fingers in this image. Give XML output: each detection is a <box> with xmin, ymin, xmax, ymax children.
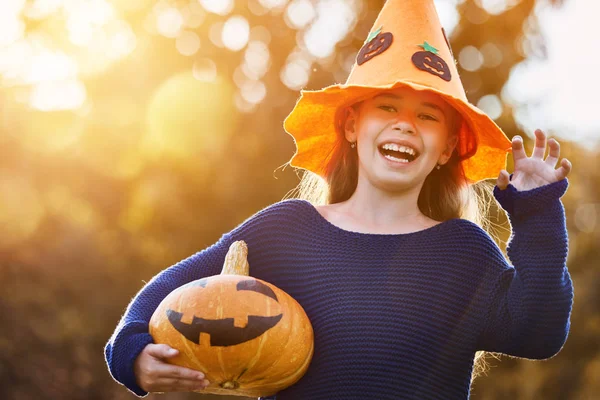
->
<box><xmin>545</xmin><ymin>137</ymin><xmax>560</xmax><ymax>168</ymax></box>
<box><xmin>532</xmin><ymin>129</ymin><xmax>547</xmax><ymax>159</ymax></box>
<box><xmin>154</xmin><ymin>363</ymin><xmax>206</xmax><ymax>382</ymax></box>
<box><xmin>555</xmin><ymin>158</ymin><xmax>572</xmax><ymax>180</ymax></box>
<box><xmin>136</xmin><ymin>355</ymin><xmax>210</xmax><ymax>393</ymax></box>
<box><xmin>496</xmin><ymin>169</ymin><xmax>510</xmax><ymax>190</ymax></box>
<box><xmin>147</xmin><ymin>344</ymin><xmax>179</xmax><ymax>359</ymax></box>
<box><xmin>511</xmin><ymin>135</ymin><xmax>527</xmax><ymax>162</ymax></box>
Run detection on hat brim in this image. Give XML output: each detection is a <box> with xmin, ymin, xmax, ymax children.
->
<box><xmin>283</xmin><ymin>80</ymin><xmax>512</xmax><ymax>184</ymax></box>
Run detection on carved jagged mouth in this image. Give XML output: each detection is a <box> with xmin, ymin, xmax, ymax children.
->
<box><xmin>167</xmin><ymin>309</ymin><xmax>283</xmax><ymax>347</ymax></box>
<box><xmin>166</xmin><ymin>278</ymin><xmax>284</xmax><ymax>347</ymax></box>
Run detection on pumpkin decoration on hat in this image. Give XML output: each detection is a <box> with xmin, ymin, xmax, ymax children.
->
<box><xmin>283</xmin><ymin>0</ymin><xmax>513</xmax><ymax>184</ymax></box>
<box><xmin>149</xmin><ymin>241</ymin><xmax>314</xmax><ymax>397</ymax></box>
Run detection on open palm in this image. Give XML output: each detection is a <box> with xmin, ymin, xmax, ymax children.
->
<box><xmin>497</xmin><ymin>129</ymin><xmax>572</xmax><ymax>191</ymax></box>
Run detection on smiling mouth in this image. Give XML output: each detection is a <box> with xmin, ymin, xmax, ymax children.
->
<box><xmin>377</xmin><ymin>145</ymin><xmax>420</xmax><ymax>163</ymax></box>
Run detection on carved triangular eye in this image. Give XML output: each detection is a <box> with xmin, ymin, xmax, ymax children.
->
<box><xmin>237</xmin><ymin>279</ymin><xmax>279</xmax><ymax>302</ymax></box>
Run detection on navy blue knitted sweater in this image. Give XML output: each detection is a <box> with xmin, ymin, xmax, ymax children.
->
<box><xmin>105</xmin><ymin>178</ymin><xmax>573</xmax><ymax>399</ymax></box>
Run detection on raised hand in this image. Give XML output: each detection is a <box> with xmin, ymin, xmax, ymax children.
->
<box><xmin>497</xmin><ymin>129</ymin><xmax>572</xmax><ymax>191</ymax></box>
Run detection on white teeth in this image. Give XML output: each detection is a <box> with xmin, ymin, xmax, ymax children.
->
<box><xmin>381</xmin><ymin>143</ymin><xmax>416</xmax><ymax>156</ymax></box>
<box><xmin>384</xmin><ymin>154</ymin><xmax>409</xmax><ymax>163</ymax></box>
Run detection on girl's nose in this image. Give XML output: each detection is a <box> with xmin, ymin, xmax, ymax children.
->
<box><xmin>391</xmin><ymin>117</ymin><xmax>416</xmax><ymax>135</ymax></box>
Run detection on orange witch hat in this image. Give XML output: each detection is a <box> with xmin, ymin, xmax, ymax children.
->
<box><xmin>283</xmin><ymin>0</ymin><xmax>512</xmax><ymax>184</ymax></box>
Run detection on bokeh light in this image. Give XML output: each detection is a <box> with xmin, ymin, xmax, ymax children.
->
<box><xmin>176</xmin><ymin>30</ymin><xmax>201</xmax><ymax>56</ymax></box>
<box><xmin>199</xmin><ymin>0</ymin><xmax>234</xmax><ymax>16</ymax></box>
<box><xmin>285</xmin><ymin>0</ymin><xmax>316</xmax><ymax>29</ymax></box>
<box><xmin>181</xmin><ymin>2</ymin><xmax>206</xmax><ymax>28</ymax></box>
<box><xmin>281</xmin><ymin>55</ymin><xmax>310</xmax><ymax>90</ymax></box>
<box><xmin>434</xmin><ymin>0</ymin><xmax>460</xmax><ymax>35</ymax></box>
<box><xmin>0</xmin><ymin>9</ymin><xmax>25</xmax><ymax>46</ymax></box>
<box><xmin>249</xmin><ymin>25</ymin><xmax>272</xmax><ymax>44</ymax></box>
<box><xmin>156</xmin><ymin>6</ymin><xmax>184</xmax><ymax>38</ymax></box>
<box><xmin>248</xmin><ymin>0</ymin><xmax>269</xmax><ymax>16</ymax></box>
<box><xmin>23</xmin><ymin>0</ymin><xmax>64</xmax><ymax>19</ymax></box>
<box><xmin>503</xmin><ymin>0</ymin><xmax>600</xmax><ymax>145</ymax></box>
<box><xmin>222</xmin><ymin>15</ymin><xmax>250</xmax><ymax>51</ymax></box>
<box><xmin>459</xmin><ymin>45</ymin><xmax>484</xmax><ymax>71</ymax></box>
<box><xmin>480</xmin><ymin>42</ymin><xmax>504</xmax><ymax>68</ymax></box>
<box><xmin>243</xmin><ymin>40</ymin><xmax>271</xmax><ymax>80</ymax></box>
<box><xmin>193</xmin><ymin>57</ymin><xmax>218</xmax><ymax>82</ymax></box>
<box><xmin>30</xmin><ymin>79</ymin><xmax>87</xmax><ymax>111</ymax></box>
<box><xmin>476</xmin><ymin>0</ymin><xmax>513</xmax><ymax>15</ymax></box>
<box><xmin>477</xmin><ymin>94</ymin><xmax>503</xmax><ymax>120</ymax></box>
<box><xmin>259</xmin><ymin>0</ymin><xmax>290</xmax><ymax>10</ymax></box>
<box><xmin>240</xmin><ymin>79</ymin><xmax>267</xmax><ymax>104</ymax></box>
<box><xmin>209</xmin><ymin>21</ymin><xmax>225</xmax><ymax>47</ymax></box>
<box><xmin>303</xmin><ymin>0</ymin><xmax>357</xmax><ymax>59</ymax></box>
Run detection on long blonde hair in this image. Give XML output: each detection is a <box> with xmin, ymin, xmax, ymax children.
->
<box><xmin>282</xmin><ymin>98</ymin><xmax>503</xmax><ymax>386</ymax></box>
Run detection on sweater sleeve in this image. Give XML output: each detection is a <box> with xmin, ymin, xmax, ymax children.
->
<box><xmin>476</xmin><ymin>178</ymin><xmax>574</xmax><ymax>360</ymax></box>
<box><xmin>104</xmin><ymin>201</ymin><xmax>289</xmax><ymax>397</ymax></box>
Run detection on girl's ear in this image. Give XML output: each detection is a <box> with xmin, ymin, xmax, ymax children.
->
<box><xmin>439</xmin><ymin>134</ymin><xmax>458</xmax><ymax>165</ymax></box>
<box><xmin>343</xmin><ymin>107</ymin><xmax>358</xmax><ymax>142</ymax></box>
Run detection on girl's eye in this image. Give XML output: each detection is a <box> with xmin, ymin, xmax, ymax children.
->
<box><xmin>378</xmin><ymin>105</ymin><xmax>396</xmax><ymax>112</ymax></box>
<box><xmin>419</xmin><ymin>114</ymin><xmax>439</xmax><ymax>122</ymax></box>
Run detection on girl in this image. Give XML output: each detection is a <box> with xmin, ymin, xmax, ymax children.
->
<box><xmin>105</xmin><ymin>0</ymin><xmax>573</xmax><ymax>398</ymax></box>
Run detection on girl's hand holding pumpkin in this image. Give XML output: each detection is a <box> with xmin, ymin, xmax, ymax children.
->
<box><xmin>497</xmin><ymin>128</ymin><xmax>572</xmax><ymax>191</ymax></box>
<box><xmin>134</xmin><ymin>343</ymin><xmax>210</xmax><ymax>393</ymax></box>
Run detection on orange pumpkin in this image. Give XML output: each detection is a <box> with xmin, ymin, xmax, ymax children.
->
<box><xmin>149</xmin><ymin>240</ymin><xmax>314</xmax><ymax>397</ymax></box>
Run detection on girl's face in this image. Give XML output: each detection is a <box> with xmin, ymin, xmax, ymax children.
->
<box><xmin>343</xmin><ymin>86</ymin><xmax>458</xmax><ymax>191</ymax></box>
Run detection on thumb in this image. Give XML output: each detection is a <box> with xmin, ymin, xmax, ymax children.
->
<box><xmin>147</xmin><ymin>343</ymin><xmax>179</xmax><ymax>359</ymax></box>
<box><xmin>497</xmin><ymin>169</ymin><xmax>510</xmax><ymax>190</ymax></box>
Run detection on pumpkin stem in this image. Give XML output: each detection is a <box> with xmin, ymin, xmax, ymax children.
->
<box><xmin>221</xmin><ymin>240</ymin><xmax>250</xmax><ymax>276</ymax></box>
<box><xmin>220</xmin><ymin>380</ymin><xmax>240</xmax><ymax>389</ymax></box>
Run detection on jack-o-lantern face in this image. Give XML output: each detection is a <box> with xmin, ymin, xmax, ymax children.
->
<box><xmin>411</xmin><ymin>51</ymin><xmax>451</xmax><ymax>82</ymax></box>
<box><xmin>357</xmin><ymin>32</ymin><xmax>394</xmax><ymax>65</ymax></box>
<box><xmin>149</xmin><ymin>240</ymin><xmax>314</xmax><ymax>397</ymax></box>
<box><xmin>166</xmin><ymin>278</ymin><xmax>283</xmax><ymax>346</ymax></box>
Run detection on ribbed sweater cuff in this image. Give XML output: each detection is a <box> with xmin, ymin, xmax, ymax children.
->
<box><xmin>106</xmin><ymin>332</ymin><xmax>154</xmax><ymax>397</ymax></box>
<box><xmin>493</xmin><ymin>177</ymin><xmax>569</xmax><ymax>219</ymax></box>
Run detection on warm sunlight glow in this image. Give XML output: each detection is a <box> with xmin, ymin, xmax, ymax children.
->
<box><xmin>18</xmin><ymin>110</ymin><xmax>85</xmax><ymax>153</ymax></box>
<box><xmin>0</xmin><ymin>174</ymin><xmax>46</xmax><ymax>248</ymax></box>
<box><xmin>143</xmin><ymin>72</ymin><xmax>238</xmax><ymax>162</ymax></box>
<box><xmin>30</xmin><ymin>80</ymin><xmax>87</xmax><ymax>111</ymax></box>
